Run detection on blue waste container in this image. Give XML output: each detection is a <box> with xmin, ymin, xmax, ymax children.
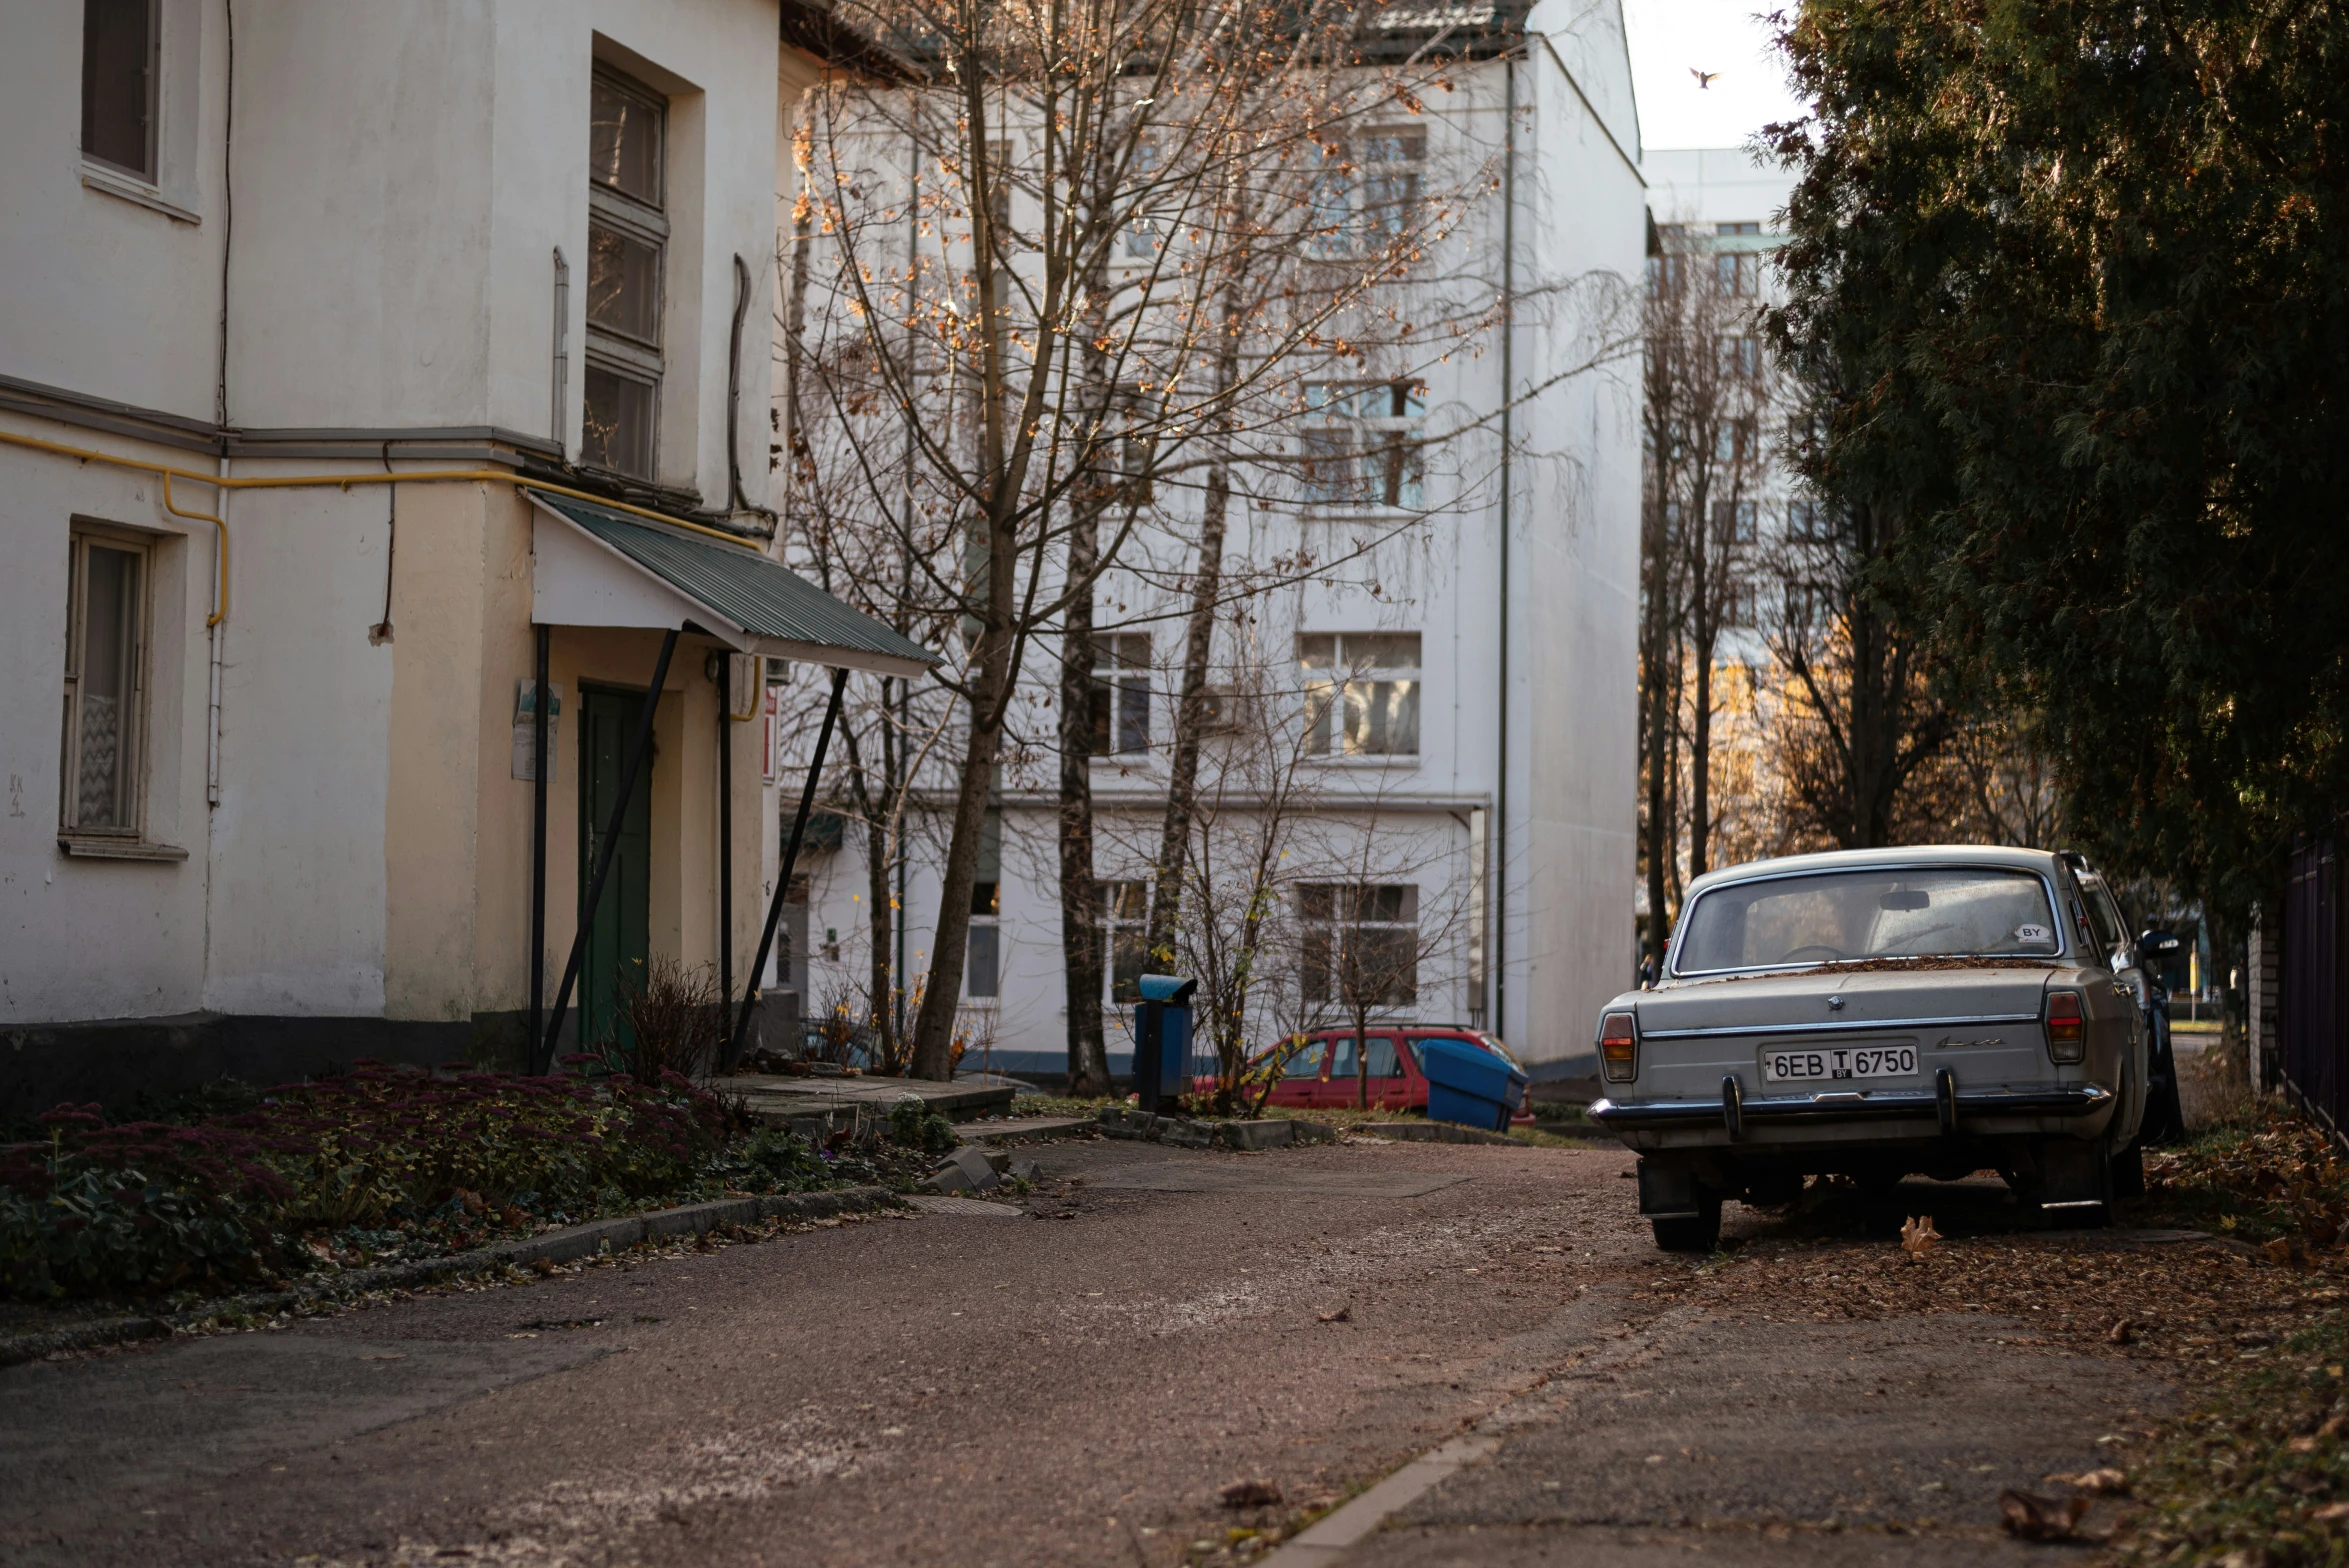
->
<box><xmin>1132</xmin><ymin>974</ymin><xmax>1197</xmax><ymax>1113</ymax></box>
<box><xmin>1420</xmin><ymin>1037</ymin><xmax>1528</xmax><ymax>1132</ymax></box>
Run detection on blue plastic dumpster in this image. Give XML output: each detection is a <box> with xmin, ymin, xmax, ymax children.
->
<box><xmin>1420</xmin><ymin>1036</ymin><xmax>1529</xmax><ymax>1132</ymax></box>
<box><xmin>1132</xmin><ymin>974</ymin><xmax>1197</xmax><ymax>1113</ymax></box>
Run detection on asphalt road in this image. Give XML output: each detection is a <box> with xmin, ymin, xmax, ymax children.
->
<box><xmin>0</xmin><ymin>1135</ymin><xmax>2165</xmax><ymax>1567</ymax></box>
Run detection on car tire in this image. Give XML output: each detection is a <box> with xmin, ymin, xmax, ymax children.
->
<box><xmin>2111</xmin><ymin>1140</ymin><xmax>2147</xmax><ymax>1200</ymax></box>
<box><xmin>1650</xmin><ymin>1193</ymin><xmax>1722</xmax><ymax>1253</ymax></box>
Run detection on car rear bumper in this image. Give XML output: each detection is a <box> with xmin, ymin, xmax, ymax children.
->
<box><xmin>1590</xmin><ymin>1082</ymin><xmax>2110</xmax><ymax>1133</ymax></box>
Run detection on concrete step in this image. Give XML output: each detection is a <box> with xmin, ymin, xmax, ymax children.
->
<box><xmin>726</xmin><ymin>1073</ymin><xmax>1016</xmax><ymax>1120</ymax></box>
<box><xmin>955</xmin><ymin>1116</ymin><xmax>1095</xmax><ymax>1146</ymax></box>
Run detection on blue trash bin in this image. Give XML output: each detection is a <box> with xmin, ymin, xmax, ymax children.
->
<box><xmin>1420</xmin><ymin>1037</ymin><xmax>1528</xmax><ymax>1132</ymax></box>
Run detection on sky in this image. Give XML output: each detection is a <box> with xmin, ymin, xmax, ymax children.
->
<box><xmin>1622</xmin><ymin>0</ymin><xmax>1807</xmax><ymax>152</ymax></box>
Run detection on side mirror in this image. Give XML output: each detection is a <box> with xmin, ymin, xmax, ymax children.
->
<box><xmin>2139</xmin><ymin>929</ymin><xmax>2182</xmax><ymax>957</ymax></box>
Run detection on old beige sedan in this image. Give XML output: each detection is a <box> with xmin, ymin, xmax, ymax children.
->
<box><xmin>1591</xmin><ymin>846</ymin><xmax>2149</xmax><ymax>1251</ymax></box>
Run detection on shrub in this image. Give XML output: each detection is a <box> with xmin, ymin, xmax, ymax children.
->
<box><xmin>611</xmin><ymin>956</ymin><xmax>727</xmax><ymax>1083</ymax></box>
<box><xmin>888</xmin><ymin>1096</ymin><xmax>957</xmax><ymax>1155</ymax></box>
<box><xmin>0</xmin><ymin>1063</ymin><xmax>828</xmax><ymax>1302</ymax></box>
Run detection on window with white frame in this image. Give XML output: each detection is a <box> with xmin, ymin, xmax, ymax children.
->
<box><xmin>1300</xmin><ymin>632</ymin><xmax>1420</xmax><ymax>758</ymax></box>
<box><xmin>1123</xmin><ymin>137</ymin><xmax>1160</xmax><ymax>259</ymax></box>
<box><xmin>966</xmin><ymin>808</ymin><xmax>1002</xmax><ymax>998</ymax></box>
<box><xmin>1308</xmin><ymin>128</ymin><xmax>1424</xmax><ymax>256</ymax></box>
<box><xmin>1299</xmin><ymin>381</ymin><xmax>1425</xmax><ymax>509</ymax></box>
<box><xmin>60</xmin><ymin>527</ymin><xmax>151</xmax><ymax>836</ymax></box>
<box><xmin>1090</xmin><ymin>631</ymin><xmax>1152</xmax><ymax>756</ymax></box>
<box><xmin>583</xmin><ymin>67</ymin><xmax>667</xmax><ymax>481</ymax></box>
<box><xmin>1298</xmin><ymin>884</ymin><xmax>1419</xmax><ymax>1008</ymax></box>
<box><xmin>1102</xmin><ymin>879</ymin><xmax>1149</xmax><ymax>1005</ymax></box>
<box><xmin>82</xmin><ymin>0</ymin><xmax>158</xmax><ymax>181</ymax></box>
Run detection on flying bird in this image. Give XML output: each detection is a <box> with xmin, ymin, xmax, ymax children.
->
<box><xmin>1690</xmin><ymin>68</ymin><xmax>1721</xmax><ymax>89</ymax></box>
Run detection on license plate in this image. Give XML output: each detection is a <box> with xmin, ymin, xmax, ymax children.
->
<box><xmin>1762</xmin><ymin>1044</ymin><xmax>1918</xmax><ymax>1082</ymax></box>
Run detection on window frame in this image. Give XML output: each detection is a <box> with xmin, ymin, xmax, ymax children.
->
<box><xmin>81</xmin><ymin>0</ymin><xmax>161</xmax><ymax>184</ymax></box>
<box><xmin>59</xmin><ymin>522</ymin><xmax>154</xmax><ymax>840</ymax></box>
<box><xmin>1101</xmin><ymin>878</ymin><xmax>1150</xmax><ymax>1007</ymax></box>
<box><xmin>1300</xmin><ymin>631</ymin><xmax>1423</xmax><ymax>760</ymax></box>
<box><xmin>1298</xmin><ymin>883</ymin><xmax>1421</xmax><ymax>1010</ymax></box>
<box><xmin>1298</xmin><ymin>381</ymin><xmax>1427</xmax><ymax>511</ymax></box>
<box><xmin>1089</xmin><ymin>631</ymin><xmax>1153</xmax><ymax>758</ymax></box>
<box><xmin>581</xmin><ymin>65</ymin><xmax>669</xmax><ymax>482</ymax></box>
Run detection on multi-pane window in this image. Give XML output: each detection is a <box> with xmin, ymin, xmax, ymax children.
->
<box><xmin>1102</xmin><ymin>880</ymin><xmax>1149</xmax><ymax>1005</ymax></box>
<box><xmin>1786</xmin><ymin>498</ymin><xmax>1829</xmax><ymax>541</ymax></box>
<box><xmin>1716</xmin><ymin>335</ymin><xmax>1762</xmax><ymax>380</ymax></box>
<box><xmin>1300</xmin><ymin>633</ymin><xmax>1420</xmax><ymax>757</ymax></box>
<box><xmin>1711</xmin><ymin>498</ymin><xmax>1758</xmax><ymax>543</ymax></box>
<box><xmin>1359</xmin><ymin>128</ymin><xmax>1425</xmax><ymax>242</ymax></box>
<box><xmin>61</xmin><ymin>529</ymin><xmax>149</xmax><ymax>835</ymax></box>
<box><xmin>1309</xmin><ymin>129</ymin><xmax>1424</xmax><ymax>255</ymax></box>
<box><xmin>1716</xmin><ymin>251</ymin><xmax>1762</xmax><ymax>296</ymax></box>
<box><xmin>1299</xmin><ymin>382</ymin><xmax>1425</xmax><ymax>509</ymax></box>
<box><xmin>1717</xmin><ymin>220</ymin><xmax>1761</xmax><ymax>236</ymax></box>
<box><xmin>583</xmin><ymin>68</ymin><xmax>667</xmax><ymax>481</ymax></box>
<box><xmin>1299</xmin><ymin>885</ymin><xmax>1419</xmax><ymax>1008</ymax></box>
<box><xmin>1090</xmin><ymin>632</ymin><xmax>1152</xmax><ymax>756</ymax></box>
<box><xmin>1713</xmin><ymin>417</ymin><xmax>1758</xmax><ymax>465</ymax></box>
<box><xmin>1722</xmin><ymin>583</ymin><xmax>1759</xmax><ymax>628</ymax></box>
<box><xmin>1123</xmin><ymin>138</ymin><xmax>1160</xmax><ymax>259</ymax></box>
<box><xmin>81</xmin><ymin>0</ymin><xmax>158</xmax><ymax>181</ymax></box>
<box><xmin>966</xmin><ymin>809</ymin><xmax>1002</xmax><ymax>998</ymax></box>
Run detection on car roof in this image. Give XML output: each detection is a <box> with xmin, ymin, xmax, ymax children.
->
<box><xmin>1681</xmin><ymin>844</ymin><xmax>2067</xmax><ymax>903</ymax></box>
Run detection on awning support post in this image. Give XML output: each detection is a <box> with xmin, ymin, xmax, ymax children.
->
<box><xmin>718</xmin><ymin>653</ymin><xmax>735</xmax><ymax>1047</ymax></box>
<box><xmin>529</xmin><ymin>623</ymin><xmax>551</xmax><ymax>1062</ymax></box>
<box><xmin>536</xmin><ymin>627</ymin><xmax>680</xmax><ymax>1074</ymax></box>
<box><xmin>728</xmin><ymin>665</ymin><xmax>848</xmax><ymax>1066</ymax></box>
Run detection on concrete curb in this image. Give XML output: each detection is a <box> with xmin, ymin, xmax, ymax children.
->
<box><xmin>1358</xmin><ymin>1121</ymin><xmax>1521</xmax><ymax>1147</ymax></box>
<box><xmin>0</xmin><ymin>1184</ymin><xmax>905</xmax><ymax>1370</ymax></box>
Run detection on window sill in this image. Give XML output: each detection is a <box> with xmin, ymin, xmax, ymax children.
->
<box><xmin>1303</xmin><ymin>754</ymin><xmax>1423</xmax><ymax>769</ymax></box>
<box><xmin>59</xmin><ymin>836</ymin><xmax>191</xmax><ymax>863</ymax></box>
<box><xmin>81</xmin><ymin>165</ymin><xmax>201</xmax><ymax>225</ymax></box>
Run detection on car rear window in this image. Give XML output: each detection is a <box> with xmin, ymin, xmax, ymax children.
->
<box><xmin>1675</xmin><ymin>866</ymin><xmax>2061</xmax><ymax>975</ymax></box>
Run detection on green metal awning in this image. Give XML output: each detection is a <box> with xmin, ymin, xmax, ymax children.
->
<box><xmin>527</xmin><ymin>491</ymin><xmax>937</xmax><ymax>678</ymax></box>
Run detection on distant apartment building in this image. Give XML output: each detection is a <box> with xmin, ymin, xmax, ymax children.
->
<box><xmin>0</xmin><ymin>2</ymin><xmax>927</xmax><ymax>1115</ymax></box>
<box><xmin>784</xmin><ymin>0</ymin><xmax>1648</xmax><ymax>1080</ymax></box>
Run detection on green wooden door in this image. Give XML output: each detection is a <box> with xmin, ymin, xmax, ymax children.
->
<box><xmin>579</xmin><ymin>687</ymin><xmax>652</xmax><ymax>1051</ymax></box>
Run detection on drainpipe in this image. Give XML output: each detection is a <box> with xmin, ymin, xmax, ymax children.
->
<box><xmin>551</xmin><ymin>247</ymin><xmax>569</xmax><ymax>457</ymax></box>
<box><xmin>717</xmin><ymin>652</ymin><xmax>735</xmax><ymax>1024</ymax></box>
<box><xmin>530</xmin><ymin>624</ymin><xmax>550</xmax><ymax>1056</ymax></box>
<box><xmin>1493</xmin><ymin>46</ymin><xmax>1518</xmax><ymax>1039</ymax></box>
<box><xmin>727</xmin><ymin>253</ymin><xmax>753</xmax><ymax>512</ymax></box>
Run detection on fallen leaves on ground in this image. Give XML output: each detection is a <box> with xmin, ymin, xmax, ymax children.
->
<box><xmin>1315</xmin><ymin>1307</ymin><xmax>1351</xmax><ymax>1323</ymax></box>
<box><xmin>1901</xmin><ymin>1214</ymin><xmax>1942</xmax><ymax>1260</ymax></box>
<box><xmin>2000</xmin><ymin>1487</ymin><xmax>2091</xmax><ymax>1540</ymax></box>
<box><xmin>1219</xmin><ymin>1479</ymin><xmax>1283</xmax><ymax>1508</ymax></box>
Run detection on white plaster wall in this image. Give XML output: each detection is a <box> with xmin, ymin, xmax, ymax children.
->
<box><xmin>198</xmin><ymin>478</ymin><xmax>397</xmax><ymax>1016</ymax></box>
<box><xmin>0</xmin><ymin>0</ymin><xmax>229</xmax><ymax>422</ymax></box>
<box><xmin>0</xmin><ymin>435</ymin><xmax>215</xmax><ymax>1023</ymax></box>
<box><xmin>1641</xmin><ymin>146</ymin><xmax>1793</xmax><ymax>229</ymax></box>
<box><xmin>1508</xmin><ymin>11</ymin><xmax>1645</xmax><ymax>1064</ymax></box>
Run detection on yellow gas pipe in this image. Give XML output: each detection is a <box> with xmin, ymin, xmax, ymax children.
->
<box><xmin>0</xmin><ymin>427</ymin><xmax>769</xmax><ymax>630</ymax></box>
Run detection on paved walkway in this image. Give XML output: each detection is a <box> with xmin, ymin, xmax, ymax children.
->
<box><xmin>0</xmin><ymin>1136</ymin><xmax>2182</xmax><ymax>1567</ymax></box>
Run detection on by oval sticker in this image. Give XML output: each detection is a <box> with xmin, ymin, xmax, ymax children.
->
<box><xmin>2016</xmin><ymin>923</ymin><xmax>2052</xmax><ymax>944</ymax></box>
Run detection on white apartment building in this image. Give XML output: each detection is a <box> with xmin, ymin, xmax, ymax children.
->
<box><xmin>0</xmin><ymin>2</ymin><xmax>929</xmax><ymax>1115</ymax></box>
<box><xmin>787</xmin><ymin>0</ymin><xmax>1648</xmax><ymax>1080</ymax></box>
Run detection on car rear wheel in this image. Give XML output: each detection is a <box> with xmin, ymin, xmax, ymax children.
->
<box><xmin>2111</xmin><ymin>1140</ymin><xmax>2146</xmax><ymax>1200</ymax></box>
<box><xmin>1651</xmin><ymin>1193</ymin><xmax>1722</xmax><ymax>1253</ymax></box>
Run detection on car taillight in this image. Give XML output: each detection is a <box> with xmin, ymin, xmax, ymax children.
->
<box><xmin>1599</xmin><ymin>1011</ymin><xmax>1638</xmax><ymax>1082</ymax></box>
<box><xmin>2045</xmin><ymin>990</ymin><xmax>2085</xmax><ymax>1063</ymax></box>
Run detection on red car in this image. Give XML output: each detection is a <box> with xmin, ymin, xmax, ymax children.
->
<box><xmin>1205</xmin><ymin>1026</ymin><xmax>1536</xmax><ymax>1125</ymax></box>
